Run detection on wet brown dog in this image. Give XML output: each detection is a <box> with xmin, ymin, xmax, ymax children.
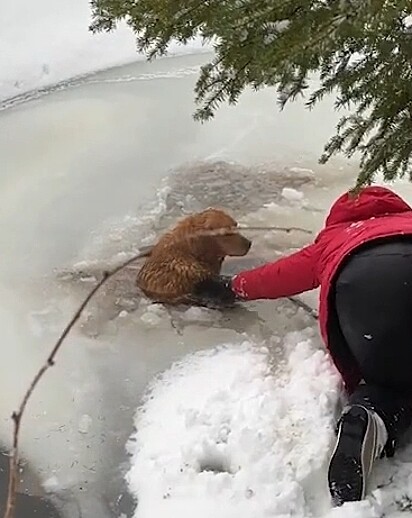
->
<box><xmin>136</xmin><ymin>208</ymin><xmax>251</xmax><ymax>304</ymax></box>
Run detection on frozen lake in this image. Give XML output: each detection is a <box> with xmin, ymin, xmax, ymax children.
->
<box><xmin>0</xmin><ymin>52</ymin><xmax>354</xmax><ymax>280</ymax></box>
<box><xmin>1</xmin><ymin>52</ymin><xmax>412</xmax><ymax>518</ymax></box>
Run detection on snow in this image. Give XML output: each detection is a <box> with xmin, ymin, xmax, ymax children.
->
<box><xmin>0</xmin><ymin>0</ymin><xmax>209</xmax><ymax>101</ymax></box>
<box><xmin>140</xmin><ymin>312</ymin><xmax>163</xmax><ymax>327</ymax></box>
<box><xmin>281</xmin><ymin>187</ymin><xmax>305</xmax><ymax>202</ymax></box>
<box><xmin>180</xmin><ymin>307</ymin><xmax>216</xmax><ymax>322</ymax></box>
<box><xmin>78</xmin><ymin>414</ymin><xmax>93</xmax><ymax>434</ymax></box>
<box><xmin>289</xmin><ymin>167</ymin><xmax>315</xmax><ymax>177</ymax></box>
<box><xmin>125</xmin><ymin>325</ymin><xmax>412</xmax><ymax>518</ymax></box>
<box><xmin>126</xmin><ymin>330</ymin><xmax>342</xmax><ymax>518</ymax></box>
<box><xmin>403</xmin><ymin>15</ymin><xmax>412</xmax><ymax>29</ymax></box>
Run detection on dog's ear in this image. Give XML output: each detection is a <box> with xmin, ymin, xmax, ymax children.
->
<box><xmin>199</xmin><ymin>209</ymin><xmax>238</xmax><ymax>231</ymax></box>
<box><xmin>216</xmin><ymin>233</ymin><xmax>252</xmax><ymax>257</ymax></box>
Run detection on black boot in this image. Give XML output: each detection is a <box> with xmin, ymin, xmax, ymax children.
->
<box><xmin>348</xmin><ymin>383</ymin><xmax>412</xmax><ymax>457</ymax></box>
<box><xmin>328</xmin><ymin>383</ymin><xmax>412</xmax><ymax>506</ymax></box>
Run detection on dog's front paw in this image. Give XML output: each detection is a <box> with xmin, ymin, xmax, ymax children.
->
<box><xmin>192</xmin><ymin>276</ymin><xmax>237</xmax><ymax>307</ymax></box>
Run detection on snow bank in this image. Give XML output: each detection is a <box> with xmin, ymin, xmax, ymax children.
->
<box><xmin>126</xmin><ymin>330</ymin><xmax>341</xmax><ymax>518</ymax></box>
<box><xmin>126</xmin><ymin>327</ymin><xmax>412</xmax><ymax>518</ymax></box>
<box><xmin>0</xmin><ymin>0</ymin><xmax>209</xmax><ymax>100</ymax></box>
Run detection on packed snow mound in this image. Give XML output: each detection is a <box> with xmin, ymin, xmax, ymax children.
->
<box><xmin>126</xmin><ymin>331</ymin><xmax>342</xmax><ymax>518</ymax></box>
<box><xmin>126</xmin><ymin>329</ymin><xmax>412</xmax><ymax>518</ymax></box>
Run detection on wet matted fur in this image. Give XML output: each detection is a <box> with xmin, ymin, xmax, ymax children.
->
<box><xmin>136</xmin><ymin>208</ymin><xmax>251</xmax><ymax>304</ymax></box>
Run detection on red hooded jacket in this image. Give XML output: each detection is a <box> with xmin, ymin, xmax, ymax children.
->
<box><xmin>232</xmin><ymin>186</ymin><xmax>412</xmax><ymax>393</ymax></box>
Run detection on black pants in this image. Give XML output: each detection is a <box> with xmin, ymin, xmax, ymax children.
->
<box><xmin>334</xmin><ymin>238</ymin><xmax>412</xmax><ymax>452</ymax></box>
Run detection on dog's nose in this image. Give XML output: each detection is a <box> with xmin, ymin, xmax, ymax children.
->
<box><xmin>246</xmin><ymin>239</ymin><xmax>252</xmax><ymax>250</ymax></box>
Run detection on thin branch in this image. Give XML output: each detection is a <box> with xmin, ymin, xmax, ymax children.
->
<box><xmin>238</xmin><ymin>225</ymin><xmax>312</xmax><ymax>234</ymax></box>
<box><xmin>186</xmin><ymin>226</ymin><xmax>313</xmax><ymax>236</ymax></box>
<box><xmin>3</xmin><ymin>250</ymin><xmax>149</xmax><ymax>518</ymax></box>
<box><xmin>287</xmin><ymin>296</ymin><xmax>318</xmax><ymax>320</ymax></box>
<box><xmin>154</xmin><ymin>224</ymin><xmax>313</xmax><ymax>236</ymax></box>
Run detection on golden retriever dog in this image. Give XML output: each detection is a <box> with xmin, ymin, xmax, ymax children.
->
<box><xmin>136</xmin><ymin>208</ymin><xmax>251</xmax><ymax>305</ymax></box>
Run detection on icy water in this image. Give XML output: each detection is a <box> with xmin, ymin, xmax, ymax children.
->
<box><xmin>2</xmin><ymin>53</ymin><xmax>412</xmax><ymax>518</ymax></box>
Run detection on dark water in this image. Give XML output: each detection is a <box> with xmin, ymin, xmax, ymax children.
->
<box><xmin>0</xmin><ymin>450</ymin><xmax>60</xmax><ymax>517</ymax></box>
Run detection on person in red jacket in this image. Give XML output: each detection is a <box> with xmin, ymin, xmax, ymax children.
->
<box><xmin>194</xmin><ymin>185</ymin><xmax>412</xmax><ymax>506</ymax></box>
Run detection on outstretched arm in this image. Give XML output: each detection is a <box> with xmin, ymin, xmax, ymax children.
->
<box><xmin>231</xmin><ymin>243</ymin><xmax>320</xmax><ymax>300</ymax></box>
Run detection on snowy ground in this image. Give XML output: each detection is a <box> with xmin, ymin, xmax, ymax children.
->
<box><xmin>0</xmin><ymin>0</ymin><xmax>209</xmax><ymax>102</ymax></box>
<box><xmin>127</xmin><ymin>332</ymin><xmax>412</xmax><ymax>518</ymax></box>
<box><xmin>3</xmin><ymin>7</ymin><xmax>412</xmax><ymax>518</ymax></box>
<box><xmin>126</xmin><ymin>334</ymin><xmax>341</xmax><ymax>518</ymax></box>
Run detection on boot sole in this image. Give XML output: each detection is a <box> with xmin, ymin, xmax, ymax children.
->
<box><xmin>328</xmin><ymin>406</ymin><xmax>371</xmax><ymax>506</ymax></box>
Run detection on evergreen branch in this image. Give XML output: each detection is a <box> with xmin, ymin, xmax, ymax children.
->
<box><xmin>89</xmin><ymin>0</ymin><xmax>412</xmax><ymax>186</ymax></box>
<box><xmin>194</xmin><ymin>59</ymin><xmax>252</xmax><ymax>121</ymax></box>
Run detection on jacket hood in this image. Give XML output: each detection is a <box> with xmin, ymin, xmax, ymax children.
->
<box><xmin>325</xmin><ymin>186</ymin><xmax>412</xmax><ymax>227</ymax></box>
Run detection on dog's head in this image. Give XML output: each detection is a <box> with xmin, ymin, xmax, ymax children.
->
<box><xmin>177</xmin><ymin>208</ymin><xmax>252</xmax><ymax>258</ymax></box>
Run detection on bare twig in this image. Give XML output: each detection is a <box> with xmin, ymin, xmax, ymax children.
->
<box><xmin>155</xmin><ymin>224</ymin><xmax>313</xmax><ymax>236</ymax></box>
<box><xmin>287</xmin><ymin>296</ymin><xmax>319</xmax><ymax>320</ymax></box>
<box><xmin>3</xmin><ymin>249</ymin><xmax>149</xmax><ymax>518</ymax></box>
<box><xmin>183</xmin><ymin>225</ymin><xmax>313</xmax><ymax>237</ymax></box>
<box><xmin>238</xmin><ymin>225</ymin><xmax>312</xmax><ymax>235</ymax></box>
